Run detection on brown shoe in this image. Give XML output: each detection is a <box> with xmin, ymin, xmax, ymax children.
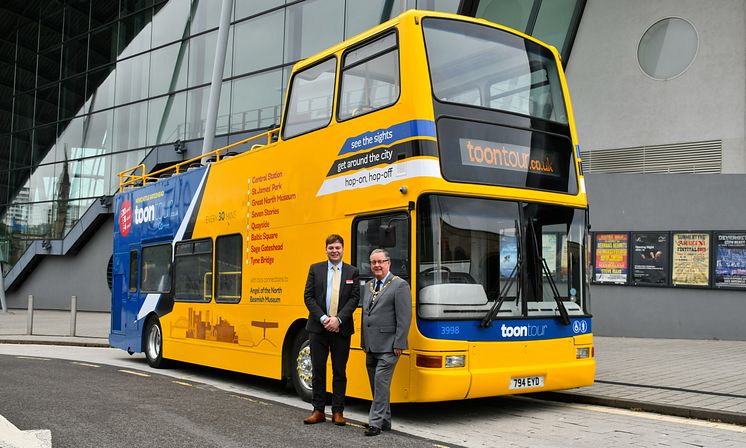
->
<box><xmin>332</xmin><ymin>411</ymin><xmax>346</xmax><ymax>426</ymax></box>
<box><xmin>303</xmin><ymin>409</ymin><xmax>326</xmax><ymax>424</ymax></box>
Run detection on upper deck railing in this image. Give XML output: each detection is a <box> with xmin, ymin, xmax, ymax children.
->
<box><xmin>117</xmin><ymin>128</ymin><xmax>279</xmax><ymax>192</ymax></box>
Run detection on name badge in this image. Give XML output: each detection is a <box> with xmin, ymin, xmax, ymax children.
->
<box><xmin>345</xmin><ymin>279</ymin><xmax>354</xmax><ymax>284</ymax></box>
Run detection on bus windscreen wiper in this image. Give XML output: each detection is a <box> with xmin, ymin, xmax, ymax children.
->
<box><xmin>480</xmin><ymin>263</ymin><xmax>518</xmax><ymax>328</ymax></box>
<box><xmin>481</xmin><ymin>220</ymin><xmax>521</xmax><ymax>328</ymax></box>
<box><xmin>528</xmin><ymin>220</ymin><xmax>571</xmax><ymax>326</ymax></box>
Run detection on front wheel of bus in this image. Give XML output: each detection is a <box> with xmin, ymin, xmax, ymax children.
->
<box><xmin>145</xmin><ymin>317</ymin><xmax>168</xmax><ymax>368</ymax></box>
<box><xmin>291</xmin><ymin>331</ymin><xmax>313</xmax><ymax>403</ymax></box>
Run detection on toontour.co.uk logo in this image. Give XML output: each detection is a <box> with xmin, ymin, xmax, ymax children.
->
<box><xmin>119</xmin><ymin>199</ymin><xmax>132</xmax><ymax>237</ymax></box>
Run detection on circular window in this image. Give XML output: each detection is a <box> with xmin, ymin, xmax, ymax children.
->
<box><xmin>638</xmin><ymin>18</ymin><xmax>698</xmax><ymax>80</ymax></box>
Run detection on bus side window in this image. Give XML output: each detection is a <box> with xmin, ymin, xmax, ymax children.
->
<box><xmin>141</xmin><ymin>244</ymin><xmax>172</xmax><ymax>294</ymax></box>
<box><xmin>353</xmin><ymin>213</ymin><xmax>410</xmax><ymax>284</ymax></box>
<box><xmin>282</xmin><ymin>57</ymin><xmax>337</xmax><ymax>140</ymax></box>
<box><xmin>129</xmin><ymin>250</ymin><xmax>138</xmax><ymax>292</ymax></box>
<box><xmin>338</xmin><ymin>32</ymin><xmax>400</xmax><ymax>121</ymax></box>
<box><xmin>174</xmin><ymin>239</ymin><xmax>213</xmax><ymax>302</ymax></box>
<box><xmin>215</xmin><ymin>234</ymin><xmax>242</xmax><ymax>303</ymax></box>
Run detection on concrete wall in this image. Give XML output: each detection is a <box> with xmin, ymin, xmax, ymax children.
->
<box><xmin>566</xmin><ymin>0</ymin><xmax>746</xmax><ymax>172</ymax></box>
<box><xmin>587</xmin><ymin>174</ymin><xmax>746</xmax><ymax>340</ymax></box>
<box><xmin>6</xmin><ymin>218</ymin><xmax>113</xmax><ymax>312</ymax></box>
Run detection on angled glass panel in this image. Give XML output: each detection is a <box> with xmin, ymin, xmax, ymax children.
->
<box><xmin>82</xmin><ymin>110</ymin><xmax>114</xmax><ymax>154</ymax></box>
<box><xmin>152</xmin><ymin>0</ymin><xmax>190</xmax><ymax>47</ymax></box>
<box><xmin>110</xmin><ymin>148</ymin><xmax>147</xmax><ymax>192</ymax></box>
<box><xmin>35</xmin><ymin>84</ymin><xmax>60</xmax><ymax>125</ymax></box>
<box><xmin>89</xmin><ymin>23</ymin><xmax>118</xmax><ymax>69</ymax></box>
<box><xmin>416</xmin><ymin>0</ymin><xmax>459</xmax><ymax>13</ymax></box>
<box><xmin>533</xmin><ymin>0</ymin><xmax>578</xmax><ymax>55</ymax></box>
<box><xmin>28</xmin><ymin>201</ymin><xmax>56</xmax><ymax>238</ymax></box>
<box><xmin>118</xmin><ymin>9</ymin><xmax>153</xmax><ymax>59</ymax></box>
<box><xmin>188</xmin><ymin>29</ymin><xmax>233</xmax><ymax>88</ymax></box>
<box><xmin>345</xmin><ymin>0</ymin><xmax>404</xmax><ymax>39</ymax></box>
<box><xmin>38</xmin><ymin>47</ymin><xmax>62</xmax><ymax>87</ymax></box>
<box><xmin>231</xmin><ymin>69</ymin><xmax>283</xmax><ymax>133</ymax></box>
<box><xmin>13</xmin><ymin>93</ymin><xmax>35</xmax><ymax>131</ymax></box>
<box><xmin>186</xmin><ymin>81</ymin><xmax>231</xmax><ymax>140</ymax></box>
<box><xmin>190</xmin><ymin>0</ymin><xmax>221</xmax><ymax>35</ymax></box>
<box><xmin>284</xmin><ymin>0</ymin><xmax>344</xmax><ymax>63</ymax></box>
<box><xmin>147</xmin><ymin>91</ymin><xmax>187</xmax><ymax>145</ymax></box>
<box><xmin>234</xmin><ymin>0</ymin><xmax>284</xmax><ymax>21</ymax></box>
<box><xmin>62</xmin><ymin>34</ymin><xmax>89</xmax><ymax>78</ymax></box>
<box><xmin>33</xmin><ymin>124</ymin><xmax>60</xmax><ymax>166</ymax></box>
<box><xmin>113</xmin><ymin>101</ymin><xmax>148</xmax><ymax>150</ymax></box>
<box><xmin>476</xmin><ymin>0</ymin><xmax>534</xmax><ymax>32</ymax></box>
<box><xmin>115</xmin><ymin>52</ymin><xmax>151</xmax><ymax>105</ymax></box>
<box><xmin>232</xmin><ymin>9</ymin><xmax>283</xmax><ymax>76</ymax></box>
<box><xmin>149</xmin><ymin>41</ymin><xmax>188</xmax><ymax>96</ymax></box>
<box><xmin>60</xmin><ymin>75</ymin><xmax>88</xmax><ymax>119</ymax></box>
<box><xmin>88</xmin><ymin>68</ymin><xmax>116</xmax><ymax>112</ymax></box>
<box><xmin>11</xmin><ymin>131</ymin><xmax>33</xmax><ymax>169</ymax></box>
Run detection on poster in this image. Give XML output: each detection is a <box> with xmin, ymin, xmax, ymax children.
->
<box><xmin>593</xmin><ymin>233</ymin><xmax>628</xmax><ymax>284</ymax></box>
<box><xmin>715</xmin><ymin>232</ymin><xmax>746</xmax><ymax>288</ymax></box>
<box><xmin>499</xmin><ymin>235</ymin><xmax>518</xmax><ymax>278</ymax></box>
<box><xmin>542</xmin><ymin>234</ymin><xmax>558</xmax><ymax>275</ymax></box>
<box><xmin>671</xmin><ymin>232</ymin><xmax>710</xmax><ymax>287</ymax></box>
<box><xmin>631</xmin><ymin>232</ymin><xmax>669</xmax><ymax>286</ymax></box>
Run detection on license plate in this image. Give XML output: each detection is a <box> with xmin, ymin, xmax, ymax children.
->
<box><xmin>509</xmin><ymin>375</ymin><xmax>544</xmax><ymax>390</ymax></box>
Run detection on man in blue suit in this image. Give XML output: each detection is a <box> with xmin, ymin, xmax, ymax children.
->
<box><xmin>303</xmin><ymin>234</ymin><xmax>360</xmax><ymax>426</ymax></box>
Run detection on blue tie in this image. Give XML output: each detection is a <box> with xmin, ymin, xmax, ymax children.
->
<box><xmin>374</xmin><ymin>280</ymin><xmax>382</xmax><ymax>292</ymax></box>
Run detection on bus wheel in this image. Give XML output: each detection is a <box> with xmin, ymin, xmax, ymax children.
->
<box><xmin>145</xmin><ymin>317</ymin><xmax>168</xmax><ymax>368</ymax></box>
<box><xmin>290</xmin><ymin>330</ymin><xmax>313</xmax><ymax>403</ymax></box>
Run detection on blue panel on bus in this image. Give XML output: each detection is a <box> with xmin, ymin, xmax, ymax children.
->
<box><xmin>113</xmin><ymin>167</ymin><xmax>209</xmax><ymax>250</ymax></box>
<box><xmin>338</xmin><ymin>119</ymin><xmax>436</xmax><ymax>155</ymax></box>
<box><xmin>417</xmin><ymin>317</ymin><xmax>592</xmax><ymax>341</ymax></box>
<box><xmin>110</xmin><ymin>166</ymin><xmax>211</xmax><ymax>353</ymax></box>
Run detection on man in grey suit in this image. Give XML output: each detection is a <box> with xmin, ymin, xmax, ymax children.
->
<box><xmin>360</xmin><ymin>248</ymin><xmax>412</xmax><ymax>436</ymax></box>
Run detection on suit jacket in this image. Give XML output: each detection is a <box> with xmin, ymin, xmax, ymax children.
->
<box><xmin>304</xmin><ymin>261</ymin><xmax>360</xmax><ymax>337</ymax></box>
<box><xmin>360</xmin><ymin>275</ymin><xmax>412</xmax><ymax>353</ymax></box>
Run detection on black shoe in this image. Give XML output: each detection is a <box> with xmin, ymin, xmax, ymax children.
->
<box><xmin>364</xmin><ymin>426</ymin><xmax>381</xmax><ymax>436</ymax></box>
<box><xmin>364</xmin><ymin>422</ymin><xmax>391</xmax><ymax>431</ymax></box>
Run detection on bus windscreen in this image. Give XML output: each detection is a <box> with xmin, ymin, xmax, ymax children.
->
<box><xmin>422</xmin><ymin>17</ymin><xmax>569</xmax><ymax>125</ymax></box>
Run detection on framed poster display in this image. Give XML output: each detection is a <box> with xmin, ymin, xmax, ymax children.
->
<box><xmin>592</xmin><ymin>232</ymin><xmax>628</xmax><ymax>285</ymax></box>
<box><xmin>714</xmin><ymin>232</ymin><xmax>746</xmax><ymax>289</ymax></box>
<box><xmin>631</xmin><ymin>232</ymin><xmax>669</xmax><ymax>286</ymax></box>
<box><xmin>671</xmin><ymin>232</ymin><xmax>710</xmax><ymax>287</ymax></box>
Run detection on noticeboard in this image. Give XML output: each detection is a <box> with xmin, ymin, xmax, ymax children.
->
<box><xmin>631</xmin><ymin>232</ymin><xmax>669</xmax><ymax>286</ymax></box>
<box><xmin>671</xmin><ymin>232</ymin><xmax>710</xmax><ymax>287</ymax></box>
<box><xmin>714</xmin><ymin>232</ymin><xmax>746</xmax><ymax>289</ymax></box>
<box><xmin>593</xmin><ymin>233</ymin><xmax>628</xmax><ymax>285</ymax></box>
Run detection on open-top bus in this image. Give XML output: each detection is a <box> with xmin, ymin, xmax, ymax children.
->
<box><xmin>110</xmin><ymin>9</ymin><xmax>594</xmax><ymax>403</ymax></box>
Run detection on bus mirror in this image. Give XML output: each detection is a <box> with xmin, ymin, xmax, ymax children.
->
<box><xmin>379</xmin><ymin>225</ymin><xmax>396</xmax><ymax>248</ymax></box>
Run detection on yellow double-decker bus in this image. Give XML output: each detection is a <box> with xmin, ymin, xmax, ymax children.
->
<box><xmin>110</xmin><ymin>9</ymin><xmax>594</xmax><ymax>403</ymax></box>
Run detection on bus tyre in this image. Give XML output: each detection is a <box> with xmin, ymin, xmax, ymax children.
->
<box><xmin>144</xmin><ymin>317</ymin><xmax>169</xmax><ymax>368</ymax></box>
<box><xmin>290</xmin><ymin>330</ymin><xmax>313</xmax><ymax>403</ymax></box>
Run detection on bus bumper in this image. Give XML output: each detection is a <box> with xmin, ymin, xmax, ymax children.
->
<box><xmin>408</xmin><ymin>337</ymin><xmax>595</xmax><ymax>402</ymax></box>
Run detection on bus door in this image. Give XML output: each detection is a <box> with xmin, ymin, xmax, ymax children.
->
<box><xmin>348</xmin><ymin>211</ymin><xmax>411</xmax><ymax>398</ymax></box>
<box><xmin>110</xmin><ymin>251</ymin><xmax>128</xmax><ymax>335</ymax></box>
<box><xmin>124</xmin><ymin>247</ymin><xmax>140</xmax><ymax>337</ymax></box>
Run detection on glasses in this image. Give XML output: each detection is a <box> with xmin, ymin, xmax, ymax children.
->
<box><xmin>370</xmin><ymin>259</ymin><xmax>390</xmax><ymax>265</ymax></box>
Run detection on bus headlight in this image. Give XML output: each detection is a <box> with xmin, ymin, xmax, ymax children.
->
<box><xmin>445</xmin><ymin>355</ymin><xmax>465</xmax><ymax>368</ymax></box>
<box><xmin>576</xmin><ymin>347</ymin><xmax>590</xmax><ymax>359</ymax></box>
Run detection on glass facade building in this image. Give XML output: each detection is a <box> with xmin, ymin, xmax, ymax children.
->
<box><xmin>0</xmin><ymin>0</ymin><xmax>584</xmax><ymax>271</ymax></box>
